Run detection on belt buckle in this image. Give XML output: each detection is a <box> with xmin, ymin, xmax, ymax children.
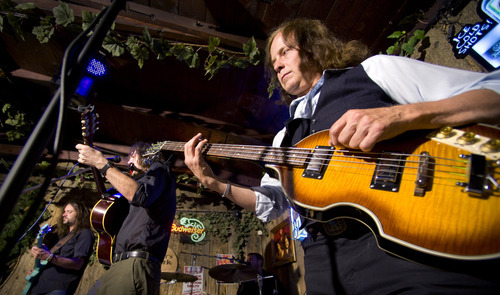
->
<box><xmin>323</xmin><ymin>219</ymin><xmax>347</xmax><ymax>236</ymax></box>
<box><xmin>113</xmin><ymin>253</ymin><xmax>121</xmax><ymax>263</ymax></box>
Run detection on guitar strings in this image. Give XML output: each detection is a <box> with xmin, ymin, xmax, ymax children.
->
<box><xmin>154</xmin><ymin>141</ymin><xmax>479</xmax><ymax>185</ymax></box>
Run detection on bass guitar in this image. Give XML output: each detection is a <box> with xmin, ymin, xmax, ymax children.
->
<box><xmin>23</xmin><ymin>224</ymin><xmax>52</xmax><ymax>295</ymax></box>
<box><xmin>145</xmin><ymin>125</ymin><xmax>500</xmax><ymax>264</ymax></box>
<box><xmin>80</xmin><ymin>105</ymin><xmax>128</xmax><ymax>266</ymax></box>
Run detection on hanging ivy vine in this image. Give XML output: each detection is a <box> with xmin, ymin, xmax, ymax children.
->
<box><xmin>0</xmin><ymin>0</ymin><xmax>262</xmax><ymax>78</ymax></box>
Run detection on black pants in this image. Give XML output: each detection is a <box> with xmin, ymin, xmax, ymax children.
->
<box><xmin>301</xmin><ymin>230</ymin><xmax>500</xmax><ymax>295</ymax></box>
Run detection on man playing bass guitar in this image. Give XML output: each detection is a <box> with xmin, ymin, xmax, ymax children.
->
<box><xmin>184</xmin><ymin>19</ymin><xmax>500</xmax><ymax>295</ymax></box>
<box><xmin>26</xmin><ymin>201</ymin><xmax>94</xmax><ymax>295</ymax></box>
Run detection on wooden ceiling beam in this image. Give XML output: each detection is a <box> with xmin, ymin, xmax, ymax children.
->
<box><xmin>15</xmin><ymin>0</ymin><xmax>264</xmax><ymax>49</ymax></box>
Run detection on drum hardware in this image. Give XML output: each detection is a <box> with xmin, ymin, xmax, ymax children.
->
<box><xmin>160</xmin><ymin>272</ymin><xmax>198</xmax><ymax>283</ymax></box>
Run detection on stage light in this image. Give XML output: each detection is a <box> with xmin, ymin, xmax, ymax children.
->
<box><xmin>86</xmin><ymin>58</ymin><xmax>107</xmax><ymax>77</ymax></box>
<box><xmin>75</xmin><ymin>76</ymin><xmax>94</xmax><ymax>97</ymax></box>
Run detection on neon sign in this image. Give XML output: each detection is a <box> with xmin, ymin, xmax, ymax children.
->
<box><xmin>450</xmin><ymin>0</ymin><xmax>500</xmax><ymax>70</ymax></box>
<box><xmin>171</xmin><ymin>217</ymin><xmax>206</xmax><ymax>242</ymax></box>
<box><xmin>451</xmin><ymin>19</ymin><xmax>494</xmax><ymax>57</ymax></box>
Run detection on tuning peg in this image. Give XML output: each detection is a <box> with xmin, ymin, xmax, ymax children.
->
<box><xmin>436</xmin><ymin>126</ymin><xmax>455</xmax><ymax>138</ymax></box>
<box><xmin>480</xmin><ymin>139</ymin><xmax>500</xmax><ymax>153</ymax></box>
<box><xmin>456</xmin><ymin>131</ymin><xmax>477</xmax><ymax>145</ymax></box>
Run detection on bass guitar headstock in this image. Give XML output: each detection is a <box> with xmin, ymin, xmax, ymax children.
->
<box><xmin>36</xmin><ymin>223</ymin><xmax>52</xmax><ymax>241</ymax></box>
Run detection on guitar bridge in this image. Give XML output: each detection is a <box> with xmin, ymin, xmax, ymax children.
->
<box><xmin>302</xmin><ymin>146</ymin><xmax>335</xmax><ymax>179</ymax></box>
<box><xmin>370</xmin><ymin>152</ymin><xmax>404</xmax><ymax>192</ymax></box>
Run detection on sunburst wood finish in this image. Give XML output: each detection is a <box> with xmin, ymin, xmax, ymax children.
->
<box><xmin>148</xmin><ymin>125</ymin><xmax>500</xmax><ymax>262</ymax></box>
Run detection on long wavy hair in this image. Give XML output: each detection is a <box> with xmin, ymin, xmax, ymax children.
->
<box><xmin>56</xmin><ymin>201</ymin><xmax>91</xmax><ymax>236</ymax></box>
<box><xmin>264</xmin><ymin>18</ymin><xmax>371</xmax><ymax>105</ymax></box>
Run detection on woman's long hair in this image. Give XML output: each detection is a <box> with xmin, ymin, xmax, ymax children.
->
<box><xmin>264</xmin><ymin>18</ymin><xmax>371</xmax><ymax>104</ymax></box>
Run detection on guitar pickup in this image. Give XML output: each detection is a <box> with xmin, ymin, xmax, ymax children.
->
<box><xmin>464</xmin><ymin>153</ymin><xmax>490</xmax><ymax>197</ymax></box>
<box><xmin>302</xmin><ymin>146</ymin><xmax>335</xmax><ymax>179</ymax></box>
<box><xmin>370</xmin><ymin>152</ymin><xmax>404</xmax><ymax>192</ymax></box>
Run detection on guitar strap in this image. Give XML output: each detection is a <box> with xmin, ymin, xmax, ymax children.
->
<box><xmin>49</xmin><ymin>231</ymin><xmax>77</xmax><ymax>254</ymax></box>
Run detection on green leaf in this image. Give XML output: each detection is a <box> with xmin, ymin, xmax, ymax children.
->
<box><xmin>130</xmin><ymin>46</ymin><xmax>149</xmax><ymax>63</ymax></box>
<box><xmin>232</xmin><ymin>59</ymin><xmax>248</xmax><ymax>69</ymax></box>
<box><xmin>175</xmin><ymin>45</ymin><xmax>194</xmax><ymax>62</ymax></box>
<box><xmin>243</xmin><ymin>36</ymin><xmax>260</xmax><ymax>62</ymax></box>
<box><xmin>0</xmin><ymin>16</ymin><xmax>3</xmax><ymax>33</ymax></box>
<box><xmin>151</xmin><ymin>38</ymin><xmax>172</xmax><ymax>59</ymax></box>
<box><xmin>32</xmin><ymin>25</ymin><xmax>54</xmax><ymax>43</ymax></box>
<box><xmin>16</xmin><ymin>2</ymin><xmax>36</xmax><ymax>11</ymax></box>
<box><xmin>142</xmin><ymin>27</ymin><xmax>152</xmax><ymax>45</ymax></box>
<box><xmin>39</xmin><ymin>15</ymin><xmax>54</xmax><ymax>26</ymax></box>
<box><xmin>413</xmin><ymin>29</ymin><xmax>425</xmax><ymax>40</ymax></box>
<box><xmin>387</xmin><ymin>31</ymin><xmax>405</xmax><ymax>39</ymax></box>
<box><xmin>125</xmin><ymin>36</ymin><xmax>138</xmax><ymax>49</ymax></box>
<box><xmin>188</xmin><ymin>52</ymin><xmax>199</xmax><ymax>68</ymax></box>
<box><xmin>401</xmin><ymin>42</ymin><xmax>415</xmax><ymax>56</ymax></box>
<box><xmin>208</xmin><ymin>37</ymin><xmax>220</xmax><ymax>53</ymax></box>
<box><xmin>7</xmin><ymin>12</ymin><xmax>24</xmax><ymax>40</ymax></box>
<box><xmin>386</xmin><ymin>45</ymin><xmax>396</xmax><ymax>55</ymax></box>
<box><xmin>2</xmin><ymin>104</ymin><xmax>10</xmax><ymax>113</ymax></box>
<box><xmin>81</xmin><ymin>10</ymin><xmax>96</xmax><ymax>32</ymax></box>
<box><xmin>267</xmin><ymin>83</ymin><xmax>276</xmax><ymax>99</ymax></box>
<box><xmin>53</xmin><ymin>1</ymin><xmax>74</xmax><ymax>27</ymax></box>
<box><xmin>103</xmin><ymin>36</ymin><xmax>125</xmax><ymax>56</ymax></box>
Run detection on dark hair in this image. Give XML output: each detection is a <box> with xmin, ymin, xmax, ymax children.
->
<box><xmin>265</xmin><ymin>18</ymin><xmax>371</xmax><ymax>104</ymax></box>
<box><xmin>248</xmin><ymin>252</ymin><xmax>264</xmax><ymax>263</ymax></box>
<box><xmin>57</xmin><ymin>201</ymin><xmax>91</xmax><ymax>236</ymax></box>
<box><xmin>129</xmin><ymin>142</ymin><xmax>154</xmax><ymax>168</ymax></box>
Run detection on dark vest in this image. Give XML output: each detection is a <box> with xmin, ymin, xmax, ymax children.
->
<box><xmin>282</xmin><ymin>65</ymin><xmax>396</xmax><ymax>147</ymax></box>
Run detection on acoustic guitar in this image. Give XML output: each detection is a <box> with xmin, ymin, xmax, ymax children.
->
<box><xmin>80</xmin><ymin>105</ymin><xmax>128</xmax><ymax>266</ymax></box>
<box><xmin>145</xmin><ymin>125</ymin><xmax>500</xmax><ymax>264</ymax></box>
<box><xmin>23</xmin><ymin>224</ymin><xmax>52</xmax><ymax>295</ymax></box>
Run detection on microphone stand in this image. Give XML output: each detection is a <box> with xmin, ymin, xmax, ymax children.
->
<box><xmin>0</xmin><ymin>0</ymin><xmax>127</xmax><ymax>254</ymax></box>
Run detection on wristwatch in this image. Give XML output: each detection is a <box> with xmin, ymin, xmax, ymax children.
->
<box><xmin>99</xmin><ymin>161</ymin><xmax>113</xmax><ymax>177</ymax></box>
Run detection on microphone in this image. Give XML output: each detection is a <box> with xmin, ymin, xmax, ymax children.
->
<box><xmin>106</xmin><ymin>156</ymin><xmax>121</xmax><ymax>163</ymax></box>
<box><xmin>231</xmin><ymin>256</ymin><xmax>250</xmax><ymax>265</ymax></box>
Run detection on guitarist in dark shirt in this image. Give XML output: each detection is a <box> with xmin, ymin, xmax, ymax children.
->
<box><xmin>76</xmin><ymin>142</ymin><xmax>176</xmax><ymax>295</ymax></box>
<box><xmin>27</xmin><ymin>201</ymin><xmax>94</xmax><ymax>295</ymax></box>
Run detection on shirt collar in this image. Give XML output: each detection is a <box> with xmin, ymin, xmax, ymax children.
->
<box><xmin>289</xmin><ymin>74</ymin><xmax>325</xmax><ymax>118</ymax></box>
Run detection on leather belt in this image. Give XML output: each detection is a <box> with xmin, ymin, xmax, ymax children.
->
<box><xmin>307</xmin><ymin>219</ymin><xmax>347</xmax><ymax>237</ymax></box>
<box><xmin>306</xmin><ymin>219</ymin><xmax>368</xmax><ymax>239</ymax></box>
<box><xmin>113</xmin><ymin>250</ymin><xmax>159</xmax><ymax>264</ymax></box>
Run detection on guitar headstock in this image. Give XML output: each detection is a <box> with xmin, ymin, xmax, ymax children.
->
<box><xmin>141</xmin><ymin>141</ymin><xmax>168</xmax><ymax>165</ymax></box>
<box><xmin>144</xmin><ymin>141</ymin><xmax>167</xmax><ymax>158</ymax></box>
<box><xmin>80</xmin><ymin>105</ymin><xmax>99</xmax><ymax>146</ymax></box>
<box><xmin>37</xmin><ymin>223</ymin><xmax>52</xmax><ymax>240</ymax></box>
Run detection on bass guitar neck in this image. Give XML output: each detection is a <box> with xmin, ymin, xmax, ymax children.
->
<box><xmin>23</xmin><ymin>224</ymin><xmax>52</xmax><ymax>295</ymax></box>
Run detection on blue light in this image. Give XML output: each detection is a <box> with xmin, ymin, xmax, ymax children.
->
<box><xmin>86</xmin><ymin>58</ymin><xmax>107</xmax><ymax>77</ymax></box>
<box><xmin>75</xmin><ymin>76</ymin><xmax>94</xmax><ymax>97</ymax></box>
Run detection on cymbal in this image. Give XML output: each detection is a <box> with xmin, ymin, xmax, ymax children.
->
<box><xmin>161</xmin><ymin>272</ymin><xmax>198</xmax><ymax>282</ymax></box>
<box><xmin>208</xmin><ymin>264</ymin><xmax>259</xmax><ymax>283</ymax></box>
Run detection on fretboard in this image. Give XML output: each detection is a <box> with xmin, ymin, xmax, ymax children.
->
<box><xmin>158</xmin><ymin>141</ymin><xmax>310</xmax><ymax>167</ymax></box>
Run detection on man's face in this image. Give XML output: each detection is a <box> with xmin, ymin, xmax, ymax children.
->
<box><xmin>63</xmin><ymin>204</ymin><xmax>77</xmax><ymax>227</ymax></box>
<box><xmin>127</xmin><ymin>150</ymin><xmax>146</xmax><ymax>176</ymax></box>
<box><xmin>270</xmin><ymin>31</ymin><xmax>321</xmax><ymax>97</ymax></box>
<box><xmin>247</xmin><ymin>255</ymin><xmax>261</xmax><ymax>270</ymax></box>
